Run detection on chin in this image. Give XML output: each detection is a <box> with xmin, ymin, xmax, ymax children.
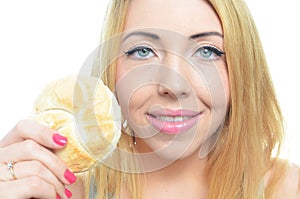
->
<box><xmin>143</xmin><ymin>134</ymin><xmax>202</xmax><ymax>161</ymax></box>
<box><xmin>134</xmin><ymin>140</ymin><xmax>197</xmax><ymax>172</ymax></box>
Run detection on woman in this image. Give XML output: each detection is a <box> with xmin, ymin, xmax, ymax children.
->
<box><xmin>0</xmin><ymin>0</ymin><xmax>299</xmax><ymax>198</ymax></box>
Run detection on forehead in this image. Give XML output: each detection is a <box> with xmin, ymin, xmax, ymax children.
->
<box><xmin>124</xmin><ymin>0</ymin><xmax>223</xmax><ymax>36</ymax></box>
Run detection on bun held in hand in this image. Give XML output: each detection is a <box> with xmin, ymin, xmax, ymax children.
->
<box><xmin>30</xmin><ymin>76</ymin><xmax>121</xmax><ymax>173</ymax></box>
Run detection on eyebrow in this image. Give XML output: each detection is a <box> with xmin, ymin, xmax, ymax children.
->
<box><xmin>122</xmin><ymin>31</ymin><xmax>160</xmax><ymax>42</ymax></box>
<box><xmin>190</xmin><ymin>31</ymin><xmax>224</xmax><ymax>39</ymax></box>
<box><xmin>122</xmin><ymin>31</ymin><xmax>223</xmax><ymax>42</ymax></box>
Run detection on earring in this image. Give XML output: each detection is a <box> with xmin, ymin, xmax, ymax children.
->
<box><xmin>122</xmin><ymin>118</ymin><xmax>137</xmax><ymax>147</ymax></box>
<box><xmin>122</xmin><ymin>118</ymin><xmax>128</xmax><ymax>129</ymax></box>
<box><xmin>129</xmin><ymin>131</ymin><xmax>137</xmax><ymax>148</ymax></box>
<box><xmin>132</xmin><ymin>131</ymin><xmax>137</xmax><ymax>146</ymax></box>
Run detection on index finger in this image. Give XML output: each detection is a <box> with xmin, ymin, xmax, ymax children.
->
<box><xmin>0</xmin><ymin>119</ymin><xmax>67</xmax><ymax>149</ymax></box>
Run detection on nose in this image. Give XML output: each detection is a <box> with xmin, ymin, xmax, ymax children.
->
<box><xmin>156</xmin><ymin>56</ymin><xmax>192</xmax><ymax>99</ymax></box>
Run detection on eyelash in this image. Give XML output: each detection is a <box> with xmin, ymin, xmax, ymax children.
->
<box><xmin>194</xmin><ymin>45</ymin><xmax>225</xmax><ymax>61</ymax></box>
<box><xmin>124</xmin><ymin>46</ymin><xmax>156</xmax><ymax>59</ymax></box>
<box><xmin>124</xmin><ymin>45</ymin><xmax>225</xmax><ymax>60</ymax></box>
<box><xmin>201</xmin><ymin>46</ymin><xmax>224</xmax><ymax>56</ymax></box>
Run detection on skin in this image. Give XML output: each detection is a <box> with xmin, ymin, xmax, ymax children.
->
<box><xmin>116</xmin><ymin>0</ymin><xmax>300</xmax><ymax>198</ymax></box>
<box><xmin>0</xmin><ymin>0</ymin><xmax>298</xmax><ymax>198</ymax></box>
<box><xmin>116</xmin><ymin>0</ymin><xmax>228</xmax><ymax>168</ymax></box>
<box><xmin>115</xmin><ymin>0</ymin><xmax>228</xmax><ymax>197</ymax></box>
<box><xmin>0</xmin><ymin>120</ymin><xmax>84</xmax><ymax>199</ymax></box>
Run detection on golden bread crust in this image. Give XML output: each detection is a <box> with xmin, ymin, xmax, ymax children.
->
<box><xmin>31</xmin><ymin>76</ymin><xmax>121</xmax><ymax>173</ymax></box>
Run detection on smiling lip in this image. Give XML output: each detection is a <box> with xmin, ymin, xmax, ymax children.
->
<box><xmin>146</xmin><ymin>109</ymin><xmax>201</xmax><ymax>135</ymax></box>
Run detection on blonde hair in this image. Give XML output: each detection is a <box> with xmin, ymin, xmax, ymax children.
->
<box><xmin>87</xmin><ymin>0</ymin><xmax>287</xmax><ymax>198</ymax></box>
<box><xmin>206</xmin><ymin>0</ymin><xmax>286</xmax><ymax>198</ymax></box>
<box><xmin>87</xmin><ymin>1</ymin><xmax>143</xmax><ymax>198</ymax></box>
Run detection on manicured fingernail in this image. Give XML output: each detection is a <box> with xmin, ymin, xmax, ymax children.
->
<box><xmin>53</xmin><ymin>133</ymin><xmax>67</xmax><ymax>146</ymax></box>
<box><xmin>56</xmin><ymin>194</ymin><xmax>61</xmax><ymax>199</ymax></box>
<box><xmin>65</xmin><ymin>188</ymin><xmax>72</xmax><ymax>198</ymax></box>
<box><xmin>64</xmin><ymin>169</ymin><xmax>76</xmax><ymax>184</ymax></box>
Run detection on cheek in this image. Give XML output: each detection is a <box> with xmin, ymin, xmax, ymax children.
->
<box><xmin>115</xmin><ymin>63</ymin><xmax>153</xmax><ymax>126</ymax></box>
<box><xmin>121</xmin><ymin>91</ymin><xmax>149</xmax><ymax>125</ymax></box>
<box><xmin>191</xmin><ymin>62</ymin><xmax>229</xmax><ymax>109</ymax></box>
<box><xmin>217</xmin><ymin>66</ymin><xmax>230</xmax><ymax>106</ymax></box>
<box><xmin>115</xmin><ymin>60</ymin><xmax>126</xmax><ymax>85</ymax></box>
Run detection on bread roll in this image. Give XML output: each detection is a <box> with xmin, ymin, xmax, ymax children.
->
<box><xmin>30</xmin><ymin>76</ymin><xmax>121</xmax><ymax>173</ymax></box>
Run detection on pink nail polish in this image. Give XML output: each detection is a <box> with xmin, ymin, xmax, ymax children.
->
<box><xmin>65</xmin><ymin>188</ymin><xmax>72</xmax><ymax>198</ymax></box>
<box><xmin>53</xmin><ymin>133</ymin><xmax>67</xmax><ymax>146</ymax></box>
<box><xmin>56</xmin><ymin>194</ymin><xmax>61</xmax><ymax>199</ymax></box>
<box><xmin>64</xmin><ymin>169</ymin><xmax>76</xmax><ymax>184</ymax></box>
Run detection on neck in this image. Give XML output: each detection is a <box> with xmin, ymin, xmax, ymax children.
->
<box><xmin>134</xmin><ymin>139</ymin><xmax>209</xmax><ymax>199</ymax></box>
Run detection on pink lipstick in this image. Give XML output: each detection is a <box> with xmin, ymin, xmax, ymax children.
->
<box><xmin>146</xmin><ymin>109</ymin><xmax>201</xmax><ymax>135</ymax></box>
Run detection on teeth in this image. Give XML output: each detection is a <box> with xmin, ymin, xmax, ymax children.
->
<box><xmin>155</xmin><ymin>116</ymin><xmax>190</xmax><ymax>122</ymax></box>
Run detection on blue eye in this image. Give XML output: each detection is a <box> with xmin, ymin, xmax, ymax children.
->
<box><xmin>125</xmin><ymin>46</ymin><xmax>155</xmax><ymax>59</ymax></box>
<box><xmin>195</xmin><ymin>46</ymin><xmax>224</xmax><ymax>60</ymax></box>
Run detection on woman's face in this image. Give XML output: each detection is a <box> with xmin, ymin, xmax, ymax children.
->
<box><xmin>115</xmin><ymin>0</ymin><xmax>229</xmax><ymax>163</ymax></box>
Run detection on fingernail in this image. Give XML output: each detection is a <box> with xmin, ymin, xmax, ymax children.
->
<box><xmin>53</xmin><ymin>133</ymin><xmax>67</xmax><ymax>146</ymax></box>
<box><xmin>65</xmin><ymin>188</ymin><xmax>72</xmax><ymax>198</ymax></box>
<box><xmin>56</xmin><ymin>194</ymin><xmax>61</xmax><ymax>199</ymax></box>
<box><xmin>64</xmin><ymin>169</ymin><xmax>76</xmax><ymax>184</ymax></box>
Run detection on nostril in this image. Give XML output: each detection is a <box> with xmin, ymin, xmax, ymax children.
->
<box><xmin>158</xmin><ymin>84</ymin><xmax>190</xmax><ymax>99</ymax></box>
<box><xmin>156</xmin><ymin>66</ymin><xmax>192</xmax><ymax>99</ymax></box>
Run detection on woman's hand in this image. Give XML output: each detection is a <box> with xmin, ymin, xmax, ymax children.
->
<box><xmin>0</xmin><ymin>119</ymin><xmax>77</xmax><ymax>199</ymax></box>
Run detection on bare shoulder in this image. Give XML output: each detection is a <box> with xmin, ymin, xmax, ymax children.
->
<box><xmin>267</xmin><ymin>162</ymin><xmax>300</xmax><ymax>199</ymax></box>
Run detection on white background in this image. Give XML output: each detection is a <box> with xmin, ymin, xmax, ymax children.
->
<box><xmin>0</xmin><ymin>1</ymin><xmax>299</xmax><ymax>164</ymax></box>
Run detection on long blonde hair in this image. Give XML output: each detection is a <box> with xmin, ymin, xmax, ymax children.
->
<box><xmin>206</xmin><ymin>0</ymin><xmax>286</xmax><ymax>198</ymax></box>
<box><xmin>87</xmin><ymin>0</ymin><xmax>286</xmax><ymax>198</ymax></box>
